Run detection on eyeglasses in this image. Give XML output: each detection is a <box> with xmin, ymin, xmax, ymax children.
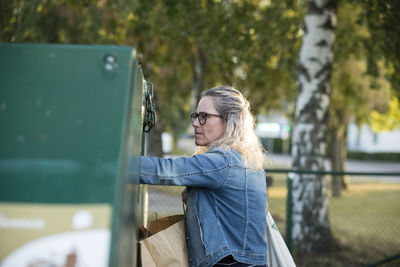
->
<box><xmin>191</xmin><ymin>112</ymin><xmax>224</xmax><ymax>125</ymax></box>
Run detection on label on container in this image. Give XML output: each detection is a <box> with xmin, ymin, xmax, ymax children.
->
<box><xmin>0</xmin><ymin>203</ymin><xmax>111</xmax><ymax>267</ymax></box>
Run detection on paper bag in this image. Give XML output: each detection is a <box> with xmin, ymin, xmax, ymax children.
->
<box><xmin>147</xmin><ymin>214</ymin><xmax>184</xmax><ymax>235</ymax></box>
<box><xmin>140</xmin><ymin>216</ymin><xmax>189</xmax><ymax>267</ymax></box>
<box><xmin>266</xmin><ymin>212</ymin><xmax>296</xmax><ymax>267</ymax></box>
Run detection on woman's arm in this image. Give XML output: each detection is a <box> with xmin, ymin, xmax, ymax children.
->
<box><xmin>130</xmin><ymin>149</ymin><xmax>231</xmax><ymax>189</ymax></box>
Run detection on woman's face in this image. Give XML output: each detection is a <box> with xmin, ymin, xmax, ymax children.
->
<box><xmin>192</xmin><ymin>96</ymin><xmax>226</xmax><ymax>146</ymax></box>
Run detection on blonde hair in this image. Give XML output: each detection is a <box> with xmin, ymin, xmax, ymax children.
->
<box><xmin>196</xmin><ymin>86</ymin><xmax>265</xmax><ymax>170</ymax></box>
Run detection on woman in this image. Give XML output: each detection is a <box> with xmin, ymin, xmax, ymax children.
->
<box><xmin>140</xmin><ymin>86</ymin><xmax>268</xmax><ymax>267</ymax></box>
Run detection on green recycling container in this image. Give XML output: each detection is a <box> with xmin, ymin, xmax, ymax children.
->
<box><xmin>0</xmin><ymin>43</ymin><xmax>146</xmax><ymax>267</ymax></box>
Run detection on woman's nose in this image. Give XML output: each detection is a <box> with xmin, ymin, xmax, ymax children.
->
<box><xmin>192</xmin><ymin>117</ymin><xmax>200</xmax><ymax>127</ymax></box>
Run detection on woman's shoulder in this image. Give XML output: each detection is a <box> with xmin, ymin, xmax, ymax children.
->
<box><xmin>207</xmin><ymin>147</ymin><xmax>235</xmax><ymax>156</ymax></box>
<box><xmin>208</xmin><ymin>147</ymin><xmax>264</xmax><ymax>171</ymax></box>
<box><xmin>207</xmin><ymin>147</ymin><xmax>243</xmax><ymax>165</ymax></box>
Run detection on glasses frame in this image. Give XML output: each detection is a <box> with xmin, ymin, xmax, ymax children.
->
<box><xmin>191</xmin><ymin>112</ymin><xmax>224</xmax><ymax>125</ymax></box>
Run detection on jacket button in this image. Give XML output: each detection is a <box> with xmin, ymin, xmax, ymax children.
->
<box><xmin>189</xmin><ymin>258</ymin><xmax>193</xmax><ymax>262</ymax></box>
<box><xmin>186</xmin><ymin>237</ymin><xmax>190</xmax><ymax>240</ymax></box>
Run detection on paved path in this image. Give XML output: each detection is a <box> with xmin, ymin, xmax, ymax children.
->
<box><xmin>266</xmin><ymin>153</ymin><xmax>400</xmax><ymax>181</ymax></box>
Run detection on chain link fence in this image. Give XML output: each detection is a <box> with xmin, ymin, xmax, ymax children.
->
<box><xmin>268</xmin><ymin>171</ymin><xmax>400</xmax><ymax>267</ymax></box>
<box><xmin>143</xmin><ymin>158</ymin><xmax>400</xmax><ymax>267</ymax></box>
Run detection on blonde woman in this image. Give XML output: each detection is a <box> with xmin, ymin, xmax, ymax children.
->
<box><xmin>139</xmin><ymin>86</ymin><xmax>268</xmax><ymax>267</ymax></box>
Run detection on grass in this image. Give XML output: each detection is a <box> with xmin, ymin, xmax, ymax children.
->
<box><xmin>268</xmin><ymin>174</ymin><xmax>400</xmax><ymax>266</ymax></box>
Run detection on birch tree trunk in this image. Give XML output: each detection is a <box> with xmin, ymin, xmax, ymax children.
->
<box><xmin>290</xmin><ymin>0</ymin><xmax>338</xmax><ymax>253</ymax></box>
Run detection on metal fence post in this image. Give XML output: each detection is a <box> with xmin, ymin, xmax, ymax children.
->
<box><xmin>286</xmin><ymin>173</ymin><xmax>293</xmax><ymax>252</ymax></box>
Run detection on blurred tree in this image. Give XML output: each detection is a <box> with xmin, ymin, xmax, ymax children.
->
<box><xmin>329</xmin><ymin>0</ymin><xmax>396</xmax><ymax>197</ymax></box>
<box><xmin>0</xmin><ymin>0</ymin><xmax>133</xmax><ymax>44</ymax></box>
<box><xmin>230</xmin><ymin>0</ymin><xmax>305</xmax><ymax>114</ymax></box>
<box><xmin>370</xmin><ymin>96</ymin><xmax>400</xmax><ymax>132</ymax></box>
<box><xmin>328</xmin><ymin>1</ymin><xmax>372</xmax><ymax>197</ymax></box>
<box><xmin>126</xmin><ymin>0</ymin><xmax>305</xmax><ymax>154</ymax></box>
<box><xmin>290</xmin><ymin>0</ymin><xmax>338</xmax><ymax>253</ymax></box>
<box><xmin>361</xmin><ymin>0</ymin><xmax>400</xmax><ymax>97</ymax></box>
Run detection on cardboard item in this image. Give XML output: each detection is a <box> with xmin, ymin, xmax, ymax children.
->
<box><xmin>147</xmin><ymin>214</ymin><xmax>185</xmax><ymax>235</ymax></box>
<box><xmin>140</xmin><ymin>215</ymin><xmax>189</xmax><ymax>267</ymax></box>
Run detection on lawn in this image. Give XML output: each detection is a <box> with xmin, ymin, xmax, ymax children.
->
<box><xmin>268</xmin><ymin>174</ymin><xmax>400</xmax><ymax>266</ymax></box>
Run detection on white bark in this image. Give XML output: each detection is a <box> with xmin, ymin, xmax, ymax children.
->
<box><xmin>290</xmin><ymin>0</ymin><xmax>337</xmax><ymax>252</ymax></box>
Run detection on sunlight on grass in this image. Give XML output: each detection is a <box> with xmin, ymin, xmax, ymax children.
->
<box><xmin>266</xmin><ymin>175</ymin><xmax>400</xmax><ymax>263</ymax></box>
<box><xmin>268</xmin><ymin>187</ymin><xmax>287</xmax><ymax>198</ymax></box>
<box><xmin>329</xmin><ymin>182</ymin><xmax>400</xmax><ymax>259</ymax></box>
<box><xmin>342</xmin><ymin>182</ymin><xmax>400</xmax><ymax>195</ymax></box>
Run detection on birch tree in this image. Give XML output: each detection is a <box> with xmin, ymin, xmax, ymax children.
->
<box><xmin>290</xmin><ymin>0</ymin><xmax>338</xmax><ymax>253</ymax></box>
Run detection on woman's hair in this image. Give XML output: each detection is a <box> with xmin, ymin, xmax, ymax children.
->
<box><xmin>197</xmin><ymin>86</ymin><xmax>265</xmax><ymax>170</ymax></box>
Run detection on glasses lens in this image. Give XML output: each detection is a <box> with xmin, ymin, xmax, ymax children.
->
<box><xmin>198</xmin><ymin>113</ymin><xmax>206</xmax><ymax>125</ymax></box>
<box><xmin>191</xmin><ymin>112</ymin><xmax>208</xmax><ymax>125</ymax></box>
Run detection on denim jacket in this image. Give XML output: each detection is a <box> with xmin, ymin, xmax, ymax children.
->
<box><xmin>139</xmin><ymin>147</ymin><xmax>268</xmax><ymax>267</ymax></box>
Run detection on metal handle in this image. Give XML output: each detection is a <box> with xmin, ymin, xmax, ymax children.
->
<box><xmin>143</xmin><ymin>81</ymin><xmax>156</xmax><ymax>133</ymax></box>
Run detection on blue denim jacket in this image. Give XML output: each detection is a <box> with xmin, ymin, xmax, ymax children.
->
<box><xmin>139</xmin><ymin>148</ymin><xmax>268</xmax><ymax>267</ymax></box>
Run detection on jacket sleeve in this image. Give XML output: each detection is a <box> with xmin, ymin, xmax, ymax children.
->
<box><xmin>134</xmin><ymin>149</ymin><xmax>231</xmax><ymax>189</ymax></box>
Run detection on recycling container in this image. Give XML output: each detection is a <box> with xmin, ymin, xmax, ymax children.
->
<box><xmin>0</xmin><ymin>43</ymin><xmax>146</xmax><ymax>267</ymax></box>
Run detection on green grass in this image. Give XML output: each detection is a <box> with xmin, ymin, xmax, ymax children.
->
<box><xmin>267</xmin><ymin>174</ymin><xmax>400</xmax><ymax>266</ymax></box>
